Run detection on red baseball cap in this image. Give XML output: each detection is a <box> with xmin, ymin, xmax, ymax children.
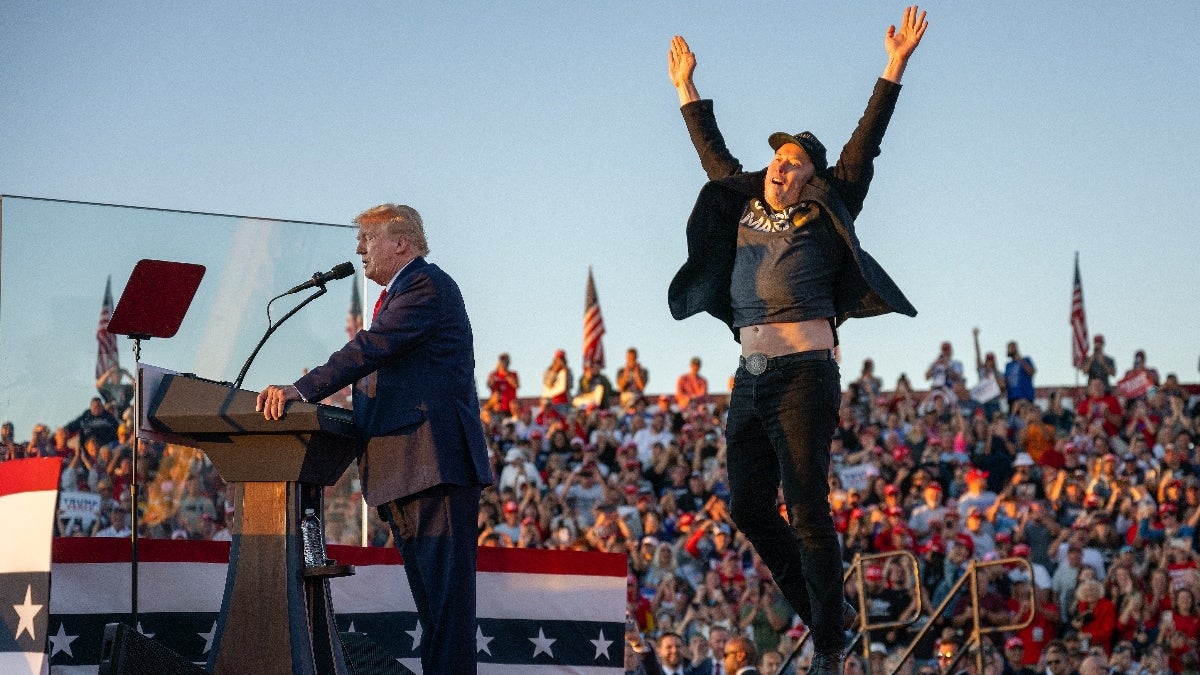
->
<box><xmin>955</xmin><ymin>533</ymin><xmax>975</xmax><ymax>555</ymax></box>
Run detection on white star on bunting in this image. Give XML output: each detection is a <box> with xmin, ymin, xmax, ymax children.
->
<box><xmin>49</xmin><ymin>622</ymin><xmax>78</xmax><ymax>657</ymax></box>
<box><xmin>590</xmin><ymin>628</ymin><xmax>613</xmax><ymax>660</ymax></box>
<box><xmin>406</xmin><ymin>620</ymin><xmax>423</xmax><ymax>650</ymax></box>
<box><xmin>530</xmin><ymin>627</ymin><xmax>556</xmax><ymax>659</ymax></box>
<box><xmin>136</xmin><ymin>622</ymin><xmax>154</xmax><ymax>639</ymax></box>
<box><xmin>12</xmin><ymin>585</ymin><xmax>43</xmax><ymax>640</ymax></box>
<box><xmin>199</xmin><ymin>620</ymin><xmax>217</xmax><ymax>654</ymax></box>
<box><xmin>476</xmin><ymin>625</ymin><xmax>494</xmax><ymax>655</ymax></box>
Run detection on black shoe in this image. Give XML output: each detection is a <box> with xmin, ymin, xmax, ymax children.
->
<box><xmin>809</xmin><ymin>650</ymin><xmax>843</xmax><ymax>675</ymax></box>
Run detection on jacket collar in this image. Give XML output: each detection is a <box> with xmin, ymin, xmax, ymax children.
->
<box><xmin>384</xmin><ymin>256</ymin><xmax>427</xmax><ymax>292</ymax></box>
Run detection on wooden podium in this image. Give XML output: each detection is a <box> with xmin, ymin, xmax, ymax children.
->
<box><xmin>147</xmin><ymin>374</ymin><xmax>358</xmax><ymax>675</ymax></box>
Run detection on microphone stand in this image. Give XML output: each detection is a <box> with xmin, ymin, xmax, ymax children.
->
<box><xmin>234</xmin><ymin>286</ymin><xmax>329</xmax><ymax>390</ymax></box>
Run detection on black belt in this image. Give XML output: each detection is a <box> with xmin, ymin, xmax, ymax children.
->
<box><xmin>739</xmin><ymin>349</ymin><xmax>833</xmax><ymax>375</ymax></box>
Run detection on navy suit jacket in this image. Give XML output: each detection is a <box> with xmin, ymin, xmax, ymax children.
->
<box><xmin>294</xmin><ymin>257</ymin><xmax>492</xmax><ymax>506</ymax></box>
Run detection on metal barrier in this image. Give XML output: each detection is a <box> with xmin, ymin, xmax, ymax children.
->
<box><xmin>787</xmin><ymin>551</ymin><xmax>922</xmax><ymax>670</ymax></box>
<box><xmin>890</xmin><ymin>556</ymin><xmax>1035</xmax><ymax>675</ymax></box>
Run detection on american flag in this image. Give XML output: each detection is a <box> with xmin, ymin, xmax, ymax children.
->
<box><xmin>346</xmin><ymin>273</ymin><xmax>363</xmax><ymax>342</ymax></box>
<box><xmin>1070</xmin><ymin>253</ymin><xmax>1089</xmax><ymax>369</ymax></box>
<box><xmin>582</xmin><ymin>268</ymin><xmax>606</xmax><ymax>369</ymax></box>
<box><xmin>94</xmin><ymin>276</ymin><xmax>120</xmax><ymax>381</ymax></box>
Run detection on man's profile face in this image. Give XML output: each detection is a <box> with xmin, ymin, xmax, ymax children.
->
<box><xmin>355</xmin><ymin>222</ymin><xmax>404</xmax><ymax>286</ymax></box>
<box><xmin>763</xmin><ymin>143</ymin><xmax>813</xmax><ymax>211</ymax></box>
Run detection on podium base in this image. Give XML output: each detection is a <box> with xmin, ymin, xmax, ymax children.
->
<box><xmin>97</xmin><ymin>622</ymin><xmax>207</xmax><ymax>675</ymax></box>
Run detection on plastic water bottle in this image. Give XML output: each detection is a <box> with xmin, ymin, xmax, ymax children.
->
<box><xmin>302</xmin><ymin>508</ymin><xmax>324</xmax><ymax>567</ymax></box>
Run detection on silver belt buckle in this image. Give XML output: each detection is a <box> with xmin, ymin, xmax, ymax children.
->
<box><xmin>745</xmin><ymin>352</ymin><xmax>769</xmax><ymax>376</ymax></box>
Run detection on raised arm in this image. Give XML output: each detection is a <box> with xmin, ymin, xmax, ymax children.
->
<box><xmin>829</xmin><ymin>6</ymin><xmax>929</xmax><ymax>216</ymax></box>
<box><xmin>882</xmin><ymin>5</ymin><xmax>929</xmax><ymax>84</ymax></box>
<box><xmin>668</xmin><ymin>35</ymin><xmax>700</xmax><ymax>106</ymax></box>
<box><xmin>671</xmin><ymin>36</ymin><xmax>744</xmax><ymax>180</ymax></box>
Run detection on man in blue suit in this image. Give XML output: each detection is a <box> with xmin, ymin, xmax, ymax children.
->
<box><xmin>257</xmin><ymin>203</ymin><xmax>492</xmax><ymax>673</ymax></box>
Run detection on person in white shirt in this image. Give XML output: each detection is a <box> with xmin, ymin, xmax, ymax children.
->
<box><xmin>95</xmin><ymin>506</ymin><xmax>132</xmax><ymax>538</ymax></box>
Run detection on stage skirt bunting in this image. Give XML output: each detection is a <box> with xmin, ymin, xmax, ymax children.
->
<box><xmin>48</xmin><ymin>538</ymin><xmax>627</xmax><ymax>674</ymax></box>
<box><xmin>0</xmin><ymin>457</ymin><xmax>63</xmax><ymax>675</ymax></box>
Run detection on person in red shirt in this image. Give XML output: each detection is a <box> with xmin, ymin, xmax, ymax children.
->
<box><xmin>1170</xmin><ymin>588</ymin><xmax>1200</xmax><ymax>642</ymax></box>
<box><xmin>872</xmin><ymin>506</ymin><xmax>914</xmax><ymax>552</ymax></box>
<box><xmin>485</xmin><ymin>352</ymin><xmax>520</xmax><ymax>418</ymax></box>
<box><xmin>1070</xmin><ymin>579</ymin><xmax>1116</xmax><ymax>652</ymax></box>
<box><xmin>674</xmin><ymin>356</ymin><xmax>709</xmax><ymax>410</ymax></box>
<box><xmin>1008</xmin><ymin>581</ymin><xmax>1058</xmax><ymax>666</ymax></box>
<box><xmin>1075</xmin><ymin>376</ymin><xmax>1122</xmax><ymax>437</ymax></box>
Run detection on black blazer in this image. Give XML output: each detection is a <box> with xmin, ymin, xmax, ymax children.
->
<box><xmin>668</xmin><ymin>78</ymin><xmax>917</xmax><ymax>339</ymax></box>
<box><xmin>295</xmin><ymin>257</ymin><xmax>492</xmax><ymax>506</ymax></box>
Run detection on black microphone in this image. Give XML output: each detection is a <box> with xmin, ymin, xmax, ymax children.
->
<box><xmin>283</xmin><ymin>262</ymin><xmax>355</xmax><ymax>295</ymax></box>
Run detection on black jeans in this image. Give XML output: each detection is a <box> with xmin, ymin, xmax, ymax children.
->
<box><xmin>725</xmin><ymin>356</ymin><xmax>844</xmax><ymax>654</ymax></box>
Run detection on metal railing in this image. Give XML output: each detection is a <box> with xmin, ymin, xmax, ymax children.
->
<box><xmin>788</xmin><ymin>551</ymin><xmax>923</xmax><ymax>669</ymax></box>
<box><xmin>890</xmin><ymin>556</ymin><xmax>1035</xmax><ymax>675</ymax></box>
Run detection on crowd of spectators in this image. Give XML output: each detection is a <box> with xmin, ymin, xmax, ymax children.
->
<box><xmin>3</xmin><ymin>336</ymin><xmax>1199</xmax><ymax>674</ymax></box>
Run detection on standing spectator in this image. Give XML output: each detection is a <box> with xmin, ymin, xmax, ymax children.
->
<box><xmin>618</xmin><ymin>348</ymin><xmax>650</xmax><ymax>409</ymax></box>
<box><xmin>65</xmin><ymin>397</ymin><xmax>120</xmax><ymax>450</ymax></box>
<box><xmin>1</xmin><ymin>421</ymin><xmax>24</xmax><ymax>461</ymax></box>
<box><xmin>1076</xmin><ymin>377</ymin><xmax>1123</xmax><ymax>438</ymax></box>
<box><xmin>1079</xmin><ymin>334</ymin><xmax>1117</xmax><ymax>391</ymax></box>
<box><xmin>925</xmin><ymin>341</ymin><xmax>965</xmax><ymax>403</ymax></box>
<box><xmin>25</xmin><ymin>423</ymin><xmax>53</xmax><ymax>458</ymax></box>
<box><xmin>1069</xmin><ymin>579</ymin><xmax>1116</xmax><ymax>652</ymax></box>
<box><xmin>675</xmin><ymin>357</ymin><xmax>709</xmax><ymax>410</ymax></box>
<box><xmin>1005</xmin><ymin>340</ymin><xmax>1037</xmax><ymax>409</ymax></box>
<box><xmin>96</xmin><ymin>365</ymin><xmax>135</xmax><ymax>416</ymax></box>
<box><xmin>542</xmin><ymin>349</ymin><xmax>573</xmax><ymax>408</ymax></box>
<box><xmin>1116</xmin><ymin>349</ymin><xmax>1159</xmax><ymax>401</ymax></box>
<box><xmin>1051</xmin><ymin>545</ymin><xmax>1085</xmax><ymax>618</ymax></box>
<box><xmin>972</xmin><ymin>327</ymin><xmax>1005</xmax><ymax>418</ymax></box>
<box><xmin>485</xmin><ymin>352</ymin><xmax>520</xmax><ymax>419</ymax></box>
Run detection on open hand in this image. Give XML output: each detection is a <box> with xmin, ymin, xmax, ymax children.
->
<box><xmin>668</xmin><ymin>35</ymin><xmax>696</xmax><ymax>89</ymax></box>
<box><xmin>885</xmin><ymin>5</ymin><xmax>929</xmax><ymax>63</ymax></box>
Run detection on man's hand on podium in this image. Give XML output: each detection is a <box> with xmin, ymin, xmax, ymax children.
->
<box><xmin>257</xmin><ymin>384</ymin><xmax>303</xmax><ymax>420</ymax></box>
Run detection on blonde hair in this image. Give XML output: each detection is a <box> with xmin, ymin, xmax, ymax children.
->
<box><xmin>354</xmin><ymin>203</ymin><xmax>429</xmax><ymax>257</ymax></box>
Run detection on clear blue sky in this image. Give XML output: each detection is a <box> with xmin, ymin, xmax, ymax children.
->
<box><xmin>2</xmin><ymin>2</ymin><xmax>1198</xmax><ymax>434</ymax></box>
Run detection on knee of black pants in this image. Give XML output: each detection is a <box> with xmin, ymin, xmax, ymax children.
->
<box><xmin>728</xmin><ymin>495</ymin><xmax>785</xmax><ymax>540</ymax></box>
<box><xmin>786</xmin><ymin>499</ymin><xmax>837</xmax><ymax>544</ymax></box>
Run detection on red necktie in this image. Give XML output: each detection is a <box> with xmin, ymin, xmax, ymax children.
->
<box><xmin>372</xmin><ymin>288</ymin><xmax>387</xmax><ymax>320</ymax></box>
